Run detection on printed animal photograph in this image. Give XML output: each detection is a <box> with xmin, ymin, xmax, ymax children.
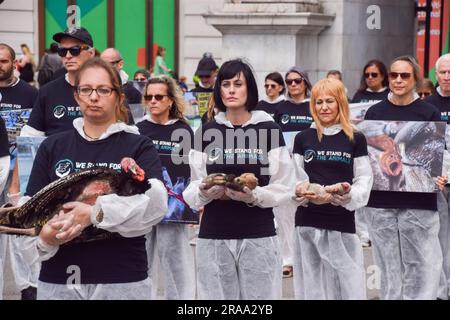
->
<box><xmin>356</xmin><ymin>120</ymin><xmax>446</xmax><ymax>193</ymax></box>
<box><xmin>159</xmin><ymin>154</ymin><xmax>199</xmax><ymax>224</ymax></box>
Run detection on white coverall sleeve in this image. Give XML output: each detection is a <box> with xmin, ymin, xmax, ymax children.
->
<box><xmin>292</xmin><ymin>153</ymin><xmax>309</xmax><ymax>187</ymax></box>
<box><xmin>182</xmin><ymin>149</ymin><xmax>209</xmax><ymax>210</ymax></box>
<box><xmin>0</xmin><ymin>156</ymin><xmax>10</xmax><ymax>195</ymax></box>
<box><xmin>343</xmin><ymin>156</ymin><xmax>373</xmax><ymax>212</ymax></box>
<box><xmin>19</xmin><ymin>125</ymin><xmax>45</xmax><ymax>137</ymax></box>
<box><xmin>91</xmin><ymin>178</ymin><xmax>168</xmax><ymax>237</ymax></box>
<box><xmin>252</xmin><ymin>146</ymin><xmax>298</xmax><ymax>208</ymax></box>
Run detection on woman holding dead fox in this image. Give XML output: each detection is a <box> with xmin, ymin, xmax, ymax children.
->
<box><xmin>291</xmin><ymin>78</ymin><xmax>373</xmax><ymax>300</ymax></box>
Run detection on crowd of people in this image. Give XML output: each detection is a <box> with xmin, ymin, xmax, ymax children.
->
<box><xmin>0</xmin><ymin>25</ymin><xmax>450</xmax><ymax>300</ymax></box>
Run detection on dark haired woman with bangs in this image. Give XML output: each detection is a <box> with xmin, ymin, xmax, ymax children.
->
<box><xmin>22</xmin><ymin>58</ymin><xmax>168</xmax><ymax>300</ymax></box>
<box><xmin>183</xmin><ymin>59</ymin><xmax>295</xmax><ymax>300</ymax></box>
<box><xmin>137</xmin><ymin>75</ymin><xmax>196</xmax><ymax>300</ymax></box>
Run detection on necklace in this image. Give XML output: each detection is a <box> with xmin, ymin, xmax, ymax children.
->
<box><xmin>82</xmin><ymin>126</ymin><xmax>101</xmax><ymax>141</ymax></box>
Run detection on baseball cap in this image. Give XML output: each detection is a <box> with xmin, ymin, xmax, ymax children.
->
<box><xmin>196</xmin><ymin>57</ymin><xmax>218</xmax><ymax>77</ymax></box>
<box><xmin>53</xmin><ymin>27</ymin><xmax>94</xmax><ymax>47</ymax></box>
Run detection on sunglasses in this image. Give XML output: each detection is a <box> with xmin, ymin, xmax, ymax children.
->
<box><xmin>388</xmin><ymin>72</ymin><xmax>412</xmax><ymax>80</ymax></box>
<box><xmin>264</xmin><ymin>84</ymin><xmax>278</xmax><ymax>89</ymax></box>
<box><xmin>364</xmin><ymin>72</ymin><xmax>379</xmax><ymax>79</ymax></box>
<box><xmin>285</xmin><ymin>78</ymin><xmax>303</xmax><ymax>86</ymax></box>
<box><xmin>57</xmin><ymin>45</ymin><xmax>90</xmax><ymax>57</ymax></box>
<box><xmin>418</xmin><ymin>91</ymin><xmax>431</xmax><ymax>98</ymax></box>
<box><xmin>144</xmin><ymin>94</ymin><xmax>168</xmax><ymax>101</ymax></box>
<box><xmin>135</xmin><ymin>78</ymin><xmax>147</xmax><ymax>81</ymax></box>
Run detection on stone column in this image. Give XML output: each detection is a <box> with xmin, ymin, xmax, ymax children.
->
<box><xmin>203</xmin><ymin>0</ymin><xmax>335</xmax><ymax>95</ymax></box>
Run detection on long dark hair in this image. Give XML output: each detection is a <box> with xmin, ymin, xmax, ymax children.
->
<box><xmin>74</xmin><ymin>58</ymin><xmax>129</xmax><ymax>123</ymax></box>
<box><xmin>357</xmin><ymin>59</ymin><xmax>388</xmax><ymax>92</ymax></box>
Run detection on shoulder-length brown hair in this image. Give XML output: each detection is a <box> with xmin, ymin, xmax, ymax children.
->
<box><xmin>310</xmin><ymin>78</ymin><xmax>354</xmax><ymax>142</ymax></box>
<box><xmin>143</xmin><ymin>75</ymin><xmax>187</xmax><ymax>122</ymax></box>
<box><xmin>74</xmin><ymin>57</ymin><xmax>128</xmax><ymax>123</ymax></box>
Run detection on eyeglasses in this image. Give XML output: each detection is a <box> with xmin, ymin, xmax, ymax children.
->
<box><xmin>264</xmin><ymin>84</ymin><xmax>278</xmax><ymax>89</ymax></box>
<box><xmin>388</xmin><ymin>72</ymin><xmax>412</xmax><ymax>80</ymax></box>
<box><xmin>77</xmin><ymin>86</ymin><xmax>115</xmax><ymax>97</ymax></box>
<box><xmin>135</xmin><ymin>78</ymin><xmax>147</xmax><ymax>81</ymax></box>
<box><xmin>418</xmin><ymin>91</ymin><xmax>431</xmax><ymax>98</ymax></box>
<box><xmin>57</xmin><ymin>45</ymin><xmax>90</xmax><ymax>57</ymax></box>
<box><xmin>364</xmin><ymin>72</ymin><xmax>379</xmax><ymax>79</ymax></box>
<box><xmin>144</xmin><ymin>94</ymin><xmax>168</xmax><ymax>101</ymax></box>
<box><xmin>285</xmin><ymin>78</ymin><xmax>303</xmax><ymax>86</ymax></box>
<box><xmin>110</xmin><ymin>59</ymin><xmax>122</xmax><ymax>66</ymax></box>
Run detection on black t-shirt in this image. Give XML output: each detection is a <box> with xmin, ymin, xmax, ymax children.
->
<box><xmin>19</xmin><ymin>63</ymin><xmax>34</xmax><ymax>83</ymax></box>
<box><xmin>351</xmin><ymin>89</ymin><xmax>389</xmax><ymax>103</ymax></box>
<box><xmin>0</xmin><ymin>79</ymin><xmax>38</xmax><ymax>111</ymax></box>
<box><xmin>28</xmin><ymin>76</ymin><xmax>81</xmax><ymax>136</ymax></box>
<box><xmin>26</xmin><ymin>129</ymin><xmax>163</xmax><ymax>284</ymax></box>
<box><xmin>293</xmin><ymin>129</ymin><xmax>368</xmax><ymax>233</ymax></box>
<box><xmin>364</xmin><ymin>98</ymin><xmax>441</xmax><ymax>210</ymax></box>
<box><xmin>0</xmin><ymin>117</ymin><xmax>9</xmax><ymax>157</ymax></box>
<box><xmin>255</xmin><ymin>100</ymin><xmax>284</xmax><ymax>118</ymax></box>
<box><xmin>136</xmin><ymin>119</ymin><xmax>193</xmax><ymax>155</ymax></box>
<box><xmin>426</xmin><ymin>92</ymin><xmax>450</xmax><ymax>123</ymax></box>
<box><xmin>273</xmin><ymin>100</ymin><xmax>313</xmax><ymax>132</ymax></box>
<box><xmin>195</xmin><ymin>120</ymin><xmax>285</xmax><ymax>239</ymax></box>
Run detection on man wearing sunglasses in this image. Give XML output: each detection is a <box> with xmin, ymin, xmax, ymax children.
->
<box><xmin>100</xmin><ymin>48</ymin><xmax>141</xmax><ymax>124</ymax></box>
<box><xmin>425</xmin><ymin>53</ymin><xmax>450</xmax><ymax>300</ymax></box>
<box><xmin>190</xmin><ymin>55</ymin><xmax>218</xmax><ymax>94</ymax></box>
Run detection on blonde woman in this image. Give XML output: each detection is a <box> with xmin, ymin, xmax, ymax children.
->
<box><xmin>292</xmin><ymin>78</ymin><xmax>373</xmax><ymax>299</ymax></box>
<box><xmin>18</xmin><ymin>44</ymin><xmax>36</xmax><ymax>84</ymax></box>
<box><xmin>136</xmin><ymin>75</ymin><xmax>196</xmax><ymax>299</ymax></box>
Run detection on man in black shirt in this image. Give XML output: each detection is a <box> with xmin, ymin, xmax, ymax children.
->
<box><xmin>0</xmin><ymin>43</ymin><xmax>39</xmax><ymax>300</ymax></box>
<box><xmin>190</xmin><ymin>55</ymin><xmax>218</xmax><ymax>94</ymax></box>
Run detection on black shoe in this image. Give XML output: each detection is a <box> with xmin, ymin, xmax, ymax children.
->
<box><xmin>21</xmin><ymin>286</ymin><xmax>37</xmax><ymax>300</ymax></box>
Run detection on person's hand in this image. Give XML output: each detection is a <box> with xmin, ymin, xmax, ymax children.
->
<box><xmin>39</xmin><ymin>212</ymin><xmax>83</xmax><ymax>247</ymax></box>
<box><xmin>330</xmin><ymin>192</ymin><xmax>351</xmax><ymax>207</ymax></box>
<box><xmin>7</xmin><ymin>192</ymin><xmax>22</xmax><ymax>206</ymax></box>
<box><xmin>61</xmin><ymin>202</ymin><xmax>94</xmax><ymax>228</ymax></box>
<box><xmin>293</xmin><ymin>184</ymin><xmax>309</xmax><ymax>207</ymax></box>
<box><xmin>225</xmin><ymin>187</ymin><xmax>257</xmax><ymax>205</ymax></box>
<box><xmin>199</xmin><ymin>183</ymin><xmax>226</xmax><ymax>201</ymax></box>
<box><xmin>436</xmin><ymin>176</ymin><xmax>448</xmax><ymax>191</ymax></box>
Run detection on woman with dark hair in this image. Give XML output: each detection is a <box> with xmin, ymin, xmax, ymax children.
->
<box><xmin>133</xmin><ymin>69</ymin><xmax>151</xmax><ymax>82</ymax></box>
<box><xmin>352</xmin><ymin>59</ymin><xmax>389</xmax><ymax>103</ymax></box>
<box><xmin>137</xmin><ymin>75</ymin><xmax>195</xmax><ymax>299</ymax></box>
<box><xmin>292</xmin><ymin>78</ymin><xmax>373</xmax><ymax>299</ymax></box>
<box><xmin>364</xmin><ymin>55</ymin><xmax>446</xmax><ymax>299</ymax></box>
<box><xmin>154</xmin><ymin>46</ymin><xmax>171</xmax><ymax>76</ymax></box>
<box><xmin>256</xmin><ymin>72</ymin><xmax>285</xmax><ymax>118</ymax></box>
<box><xmin>274</xmin><ymin>67</ymin><xmax>313</xmax><ymax>133</ymax></box>
<box><xmin>183</xmin><ymin>59</ymin><xmax>295</xmax><ymax>299</ymax></box>
<box><xmin>22</xmin><ymin>58</ymin><xmax>168</xmax><ymax>300</ymax></box>
<box><xmin>417</xmin><ymin>78</ymin><xmax>436</xmax><ymax>100</ymax></box>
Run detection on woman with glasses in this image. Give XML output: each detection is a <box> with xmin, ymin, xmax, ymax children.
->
<box><xmin>272</xmin><ymin>67</ymin><xmax>313</xmax><ymax>279</ymax></box>
<box><xmin>256</xmin><ymin>72</ymin><xmax>285</xmax><ymax>118</ymax></box>
<box><xmin>274</xmin><ymin>67</ymin><xmax>313</xmax><ymax>133</ymax></box>
<box><xmin>136</xmin><ymin>76</ymin><xmax>196</xmax><ymax>299</ymax></box>
<box><xmin>352</xmin><ymin>59</ymin><xmax>389</xmax><ymax>103</ymax></box>
<box><xmin>364</xmin><ymin>56</ymin><xmax>446</xmax><ymax>299</ymax></box>
<box><xmin>24</xmin><ymin>58</ymin><xmax>168</xmax><ymax>300</ymax></box>
<box><xmin>183</xmin><ymin>59</ymin><xmax>295</xmax><ymax>299</ymax></box>
<box><xmin>417</xmin><ymin>78</ymin><xmax>436</xmax><ymax>100</ymax></box>
<box><xmin>292</xmin><ymin>78</ymin><xmax>373</xmax><ymax>299</ymax></box>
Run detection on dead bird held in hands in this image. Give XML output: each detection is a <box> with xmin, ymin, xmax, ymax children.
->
<box><xmin>0</xmin><ymin>158</ymin><xmax>151</xmax><ymax>243</ymax></box>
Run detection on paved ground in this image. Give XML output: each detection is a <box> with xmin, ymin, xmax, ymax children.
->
<box><xmin>2</xmin><ymin>237</ymin><xmax>379</xmax><ymax>300</ymax></box>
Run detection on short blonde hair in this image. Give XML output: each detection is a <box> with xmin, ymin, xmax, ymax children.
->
<box><xmin>310</xmin><ymin>78</ymin><xmax>354</xmax><ymax>142</ymax></box>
